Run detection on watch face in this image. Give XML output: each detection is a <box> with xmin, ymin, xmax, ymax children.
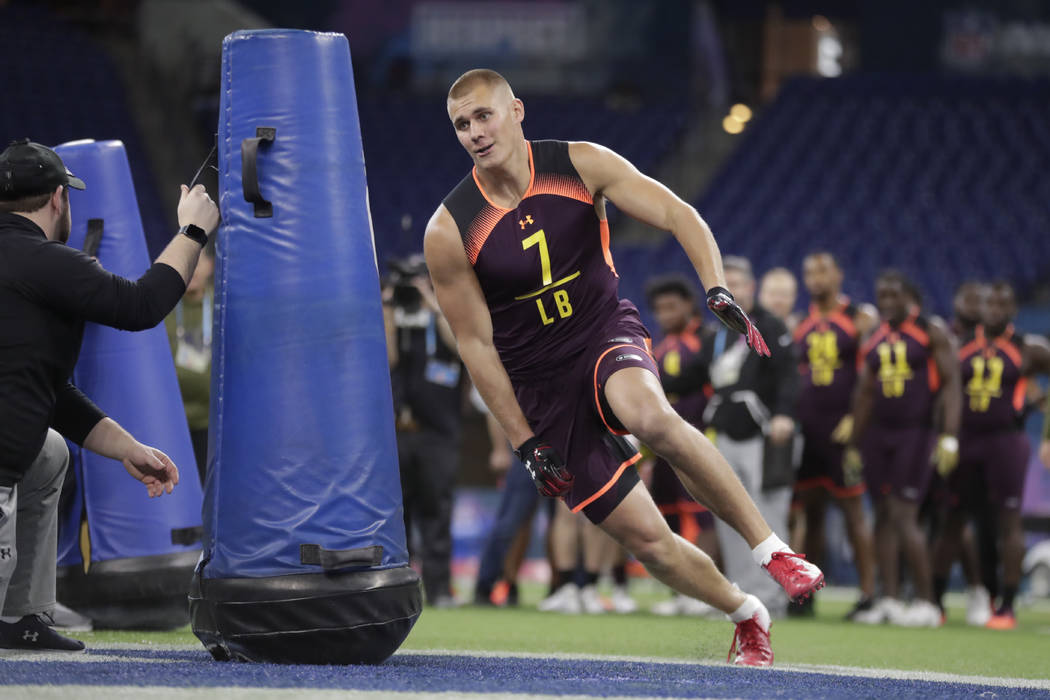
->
<box><xmin>180</xmin><ymin>224</ymin><xmax>208</xmax><ymax>247</ymax></box>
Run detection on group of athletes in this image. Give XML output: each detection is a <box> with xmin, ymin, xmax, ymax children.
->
<box><xmin>644</xmin><ymin>254</ymin><xmax>1049</xmax><ymax>633</ymax></box>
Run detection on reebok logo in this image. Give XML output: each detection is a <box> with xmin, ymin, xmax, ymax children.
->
<box><xmin>616</xmin><ymin>354</ymin><xmax>644</xmax><ymax>363</ymax></box>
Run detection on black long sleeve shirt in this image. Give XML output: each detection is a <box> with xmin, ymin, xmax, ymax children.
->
<box><xmin>0</xmin><ymin>212</ymin><xmax>186</xmax><ymax>486</ymax></box>
<box><xmin>699</xmin><ymin>305</ymin><xmax>799</xmax><ymax>441</ymax></box>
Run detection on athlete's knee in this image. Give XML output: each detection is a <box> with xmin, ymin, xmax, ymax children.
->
<box><xmin>622</xmin><ymin>403</ymin><xmax>682</xmax><ymax>456</ymax></box>
<box><xmin>621</xmin><ymin>526</ymin><xmax>677</xmax><ymax>569</ymax></box>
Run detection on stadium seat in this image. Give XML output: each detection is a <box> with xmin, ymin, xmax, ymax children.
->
<box><xmin>665</xmin><ymin>74</ymin><xmax>1050</xmax><ymax>314</ymax></box>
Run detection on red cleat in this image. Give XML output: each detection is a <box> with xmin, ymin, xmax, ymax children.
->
<box><xmin>728</xmin><ymin>612</ymin><xmax>774</xmax><ymax>667</ymax></box>
<box><xmin>763</xmin><ymin>551</ymin><xmax>825</xmax><ymax>602</ymax></box>
<box><xmin>985</xmin><ymin>610</ymin><xmax>1017</xmax><ymax>630</ymax></box>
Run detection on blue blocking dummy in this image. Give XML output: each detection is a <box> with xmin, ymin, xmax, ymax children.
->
<box><xmin>189</xmin><ymin>30</ymin><xmax>421</xmax><ymax>664</ymax></box>
<box><xmin>53</xmin><ymin>140</ymin><xmax>204</xmax><ymax>629</ymax></box>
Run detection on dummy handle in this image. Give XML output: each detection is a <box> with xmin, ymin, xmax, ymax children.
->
<box><xmin>83</xmin><ymin>218</ymin><xmax>103</xmax><ymax>257</ymax></box>
<box><xmin>300</xmin><ymin>544</ymin><xmax>383</xmax><ymax>571</ymax></box>
<box><xmin>241</xmin><ymin>127</ymin><xmax>276</xmax><ymax>218</ymax></box>
<box><xmin>171</xmin><ymin>526</ymin><xmax>203</xmax><ymax>546</ymax></box>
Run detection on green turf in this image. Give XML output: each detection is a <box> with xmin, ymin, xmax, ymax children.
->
<box><xmin>70</xmin><ymin>589</ymin><xmax>1050</xmax><ymax>681</ymax></box>
<box><xmin>398</xmin><ymin>595</ymin><xmax>1050</xmax><ymax>680</ymax></box>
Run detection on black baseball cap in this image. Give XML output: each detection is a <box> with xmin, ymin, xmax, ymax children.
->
<box><xmin>0</xmin><ymin>138</ymin><xmax>86</xmax><ymax>201</ymax></box>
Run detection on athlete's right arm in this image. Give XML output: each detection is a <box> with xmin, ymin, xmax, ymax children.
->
<box><xmin>423</xmin><ymin>206</ymin><xmax>535</xmax><ymax>448</ymax></box>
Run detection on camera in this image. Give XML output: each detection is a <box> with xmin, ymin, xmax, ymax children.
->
<box><xmin>386</xmin><ymin>255</ymin><xmax>428</xmax><ymax>309</ymax></box>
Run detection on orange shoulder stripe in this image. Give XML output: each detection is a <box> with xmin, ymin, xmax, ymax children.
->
<box><xmin>1013</xmin><ymin>376</ymin><xmax>1028</xmax><ymax>413</ymax></box>
<box><xmin>860</xmin><ymin>325</ymin><xmax>889</xmax><ymax>361</ymax></box>
<box><xmin>463</xmin><ymin>206</ymin><xmax>508</xmax><ymax>265</ymax></box>
<box><xmin>958</xmin><ymin>338</ymin><xmax>984</xmax><ymax>361</ymax></box>
<box><xmin>529</xmin><ymin>172</ymin><xmax>593</xmax><ymax>206</ymax></box>
<box><xmin>900</xmin><ymin>320</ymin><xmax>930</xmax><ymax>347</ymax></box>
<box><xmin>598</xmin><ymin>219</ymin><xmax>617</xmax><ymax>276</ymax></box>
<box><xmin>794</xmin><ymin>316</ymin><xmax>818</xmax><ymax>342</ymax></box>
<box><xmin>927</xmin><ymin>357</ymin><xmax>941</xmax><ymax>393</ymax></box>
<box><xmin>994</xmin><ymin>337</ymin><xmax>1023</xmax><ymax>368</ymax></box>
<box><xmin>829</xmin><ymin>311</ymin><xmax>857</xmax><ymax>338</ymax></box>
<box><xmin>652</xmin><ymin>336</ymin><xmax>675</xmax><ymax>360</ymax></box>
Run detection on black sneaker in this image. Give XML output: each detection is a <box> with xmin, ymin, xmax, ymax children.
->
<box><xmin>844</xmin><ymin>596</ymin><xmax>876</xmax><ymax>622</ymax></box>
<box><xmin>787</xmin><ymin>593</ymin><xmax>815</xmax><ymax>617</ymax></box>
<box><xmin>0</xmin><ymin>614</ymin><xmax>85</xmax><ymax>653</ymax></box>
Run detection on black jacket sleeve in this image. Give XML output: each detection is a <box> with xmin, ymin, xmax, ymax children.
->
<box><xmin>23</xmin><ymin>241</ymin><xmax>186</xmax><ymax>331</ymax></box>
<box><xmin>760</xmin><ymin>311</ymin><xmax>800</xmax><ymax>418</ymax></box>
<box><xmin>51</xmin><ymin>382</ymin><xmax>106</xmax><ymax>446</ymax></box>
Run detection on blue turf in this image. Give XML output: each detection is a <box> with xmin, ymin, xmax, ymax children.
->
<box><xmin>1</xmin><ymin>649</ymin><xmax>1046</xmax><ymax>699</ymax></box>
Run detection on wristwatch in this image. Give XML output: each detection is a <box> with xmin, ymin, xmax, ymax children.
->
<box><xmin>178</xmin><ymin>223</ymin><xmax>208</xmax><ymax>248</ymax></box>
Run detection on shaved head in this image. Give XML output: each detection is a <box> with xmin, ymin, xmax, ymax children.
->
<box><xmin>448</xmin><ymin>69</ymin><xmax>514</xmax><ymax>103</ymax></box>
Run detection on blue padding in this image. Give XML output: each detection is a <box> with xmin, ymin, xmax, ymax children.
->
<box><xmin>203</xmin><ymin>30</ymin><xmax>407</xmax><ymax>579</ymax></box>
<box><xmin>54</xmin><ymin>140</ymin><xmax>203</xmax><ymax>565</ymax></box>
<box><xmin>56</xmin><ymin>442</ymin><xmax>85</xmax><ymax>568</ymax></box>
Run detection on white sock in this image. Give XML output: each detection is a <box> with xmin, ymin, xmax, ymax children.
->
<box><xmin>0</xmin><ymin>616</ymin><xmax>21</xmax><ymax>623</ymax></box>
<box><xmin>752</xmin><ymin>532</ymin><xmax>789</xmax><ymax>567</ymax></box>
<box><xmin>728</xmin><ymin>593</ymin><xmax>770</xmax><ymax>632</ymax></box>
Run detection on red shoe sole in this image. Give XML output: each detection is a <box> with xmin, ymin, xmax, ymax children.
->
<box><xmin>790</xmin><ymin>575</ymin><xmax>826</xmax><ymax>603</ymax></box>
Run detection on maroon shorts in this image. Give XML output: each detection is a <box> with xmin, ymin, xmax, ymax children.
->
<box><xmin>649</xmin><ymin>457</ymin><xmax>712</xmax><ymax>529</ymax></box>
<box><xmin>948</xmin><ymin>430</ymin><xmax>1030</xmax><ymax>510</ymax></box>
<box><xmin>795</xmin><ymin>413</ymin><xmax>866</xmax><ymax>499</ymax></box>
<box><xmin>512</xmin><ymin>307</ymin><xmax>658</xmax><ymax>523</ymax></box>
<box><xmin>860</xmin><ymin>425</ymin><xmax>935</xmax><ymax>502</ymax></box>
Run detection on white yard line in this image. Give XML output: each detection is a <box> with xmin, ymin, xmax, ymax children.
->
<box><xmin>3</xmin><ymin>643</ymin><xmax>1047</xmax><ymax>694</ymax></box>
<box><xmin>397</xmin><ymin>648</ymin><xmax>1050</xmax><ymax>690</ymax></box>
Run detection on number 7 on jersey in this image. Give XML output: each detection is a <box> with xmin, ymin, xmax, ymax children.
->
<box><xmin>521</xmin><ymin>229</ymin><xmax>572</xmax><ymax>325</ymax></box>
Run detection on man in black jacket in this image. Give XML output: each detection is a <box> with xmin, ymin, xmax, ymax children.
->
<box><xmin>0</xmin><ymin>139</ymin><xmax>219</xmax><ymax>652</ymax></box>
<box><xmin>701</xmin><ymin>256</ymin><xmax>799</xmax><ymax>617</ymax></box>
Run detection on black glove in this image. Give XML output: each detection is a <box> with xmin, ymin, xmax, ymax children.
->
<box><xmin>706</xmin><ymin>286</ymin><xmax>771</xmax><ymax>357</ymax></box>
<box><xmin>515</xmin><ymin>436</ymin><xmax>573</xmax><ymax>498</ymax></box>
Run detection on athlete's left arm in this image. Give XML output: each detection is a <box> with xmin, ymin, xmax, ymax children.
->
<box><xmin>929</xmin><ymin>323</ymin><xmax>961</xmax><ymax>437</ymax></box>
<box><xmin>568</xmin><ymin>142</ymin><xmax>726</xmax><ymax>292</ymax></box>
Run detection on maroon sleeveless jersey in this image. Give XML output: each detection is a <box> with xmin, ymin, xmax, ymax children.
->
<box><xmin>860</xmin><ymin>313</ymin><xmax>940</xmax><ymax>429</ymax></box>
<box><xmin>442</xmin><ymin>140</ymin><xmax>627</xmax><ymax>381</ymax></box>
<box><xmin>793</xmin><ymin>298</ymin><xmax>860</xmax><ymax>426</ymax></box>
<box><xmin>959</xmin><ymin>325</ymin><xmax>1027</xmax><ymax>434</ymax></box>
<box><xmin>652</xmin><ymin>318</ymin><xmax>709</xmax><ymax>426</ymax></box>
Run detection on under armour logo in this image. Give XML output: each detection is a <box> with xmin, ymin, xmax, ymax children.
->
<box><xmin>518</xmin><ymin>214</ymin><xmax>534</xmax><ymax>229</ymax></box>
<box><xmin>23</xmin><ymin>630</ymin><xmax>38</xmax><ymax>642</ymax></box>
<box><xmin>0</xmin><ymin>547</ymin><xmax>10</xmax><ymax>560</ymax></box>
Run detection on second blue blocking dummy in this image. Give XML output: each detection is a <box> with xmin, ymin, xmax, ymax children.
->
<box><xmin>55</xmin><ymin>139</ymin><xmax>204</xmax><ymax>629</ymax></box>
